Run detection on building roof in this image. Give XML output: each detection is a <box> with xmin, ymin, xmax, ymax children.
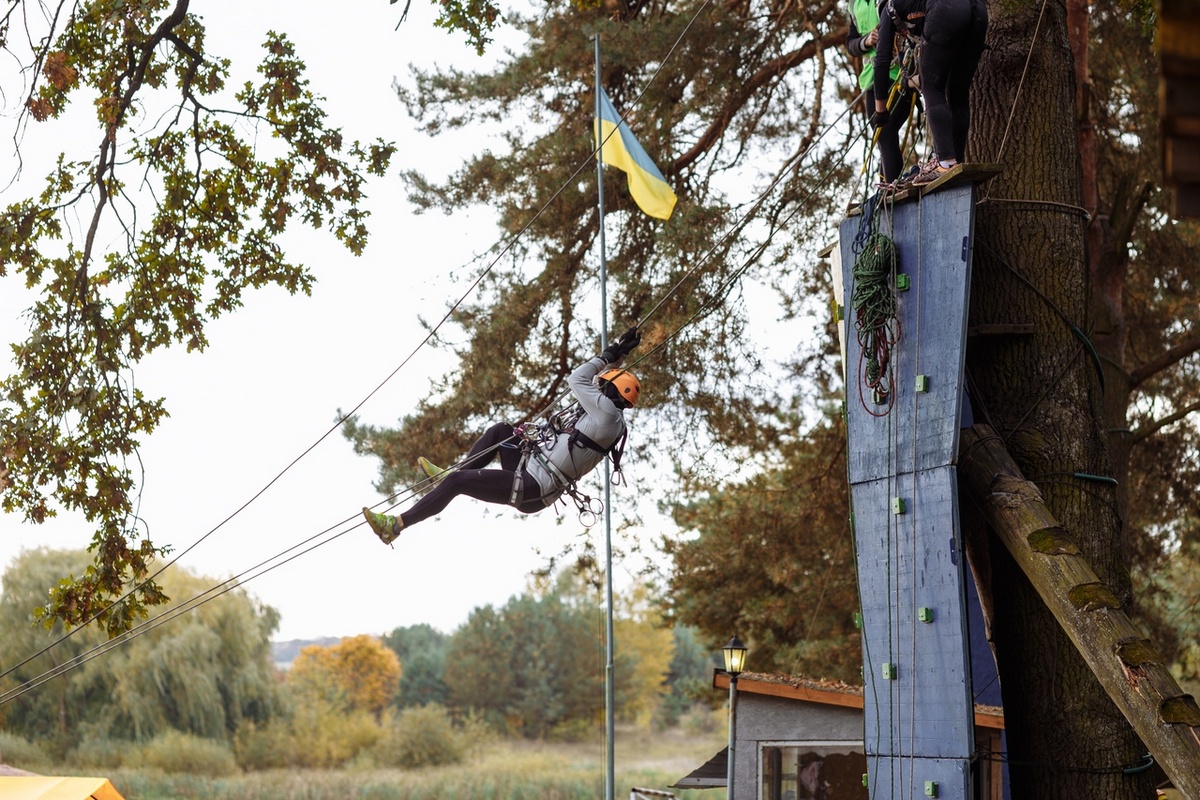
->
<box><xmin>0</xmin><ymin>777</ymin><xmax>125</xmax><ymax>800</ymax></box>
<box><xmin>669</xmin><ymin>746</ymin><xmax>727</xmax><ymax>789</ymax></box>
<box><xmin>712</xmin><ymin>670</ymin><xmax>1005</xmax><ymax>730</ymax></box>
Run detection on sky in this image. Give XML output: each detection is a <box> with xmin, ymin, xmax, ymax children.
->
<box><xmin>0</xmin><ymin>1</ymin><xmax>675</xmax><ymax>642</ymax></box>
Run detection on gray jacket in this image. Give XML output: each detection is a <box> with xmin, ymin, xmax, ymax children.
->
<box><xmin>525</xmin><ymin>356</ymin><xmax>627</xmax><ymax>503</ymax></box>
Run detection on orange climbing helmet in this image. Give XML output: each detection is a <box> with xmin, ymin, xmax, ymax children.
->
<box><xmin>599</xmin><ymin>369</ymin><xmax>640</xmax><ymax>407</ymax></box>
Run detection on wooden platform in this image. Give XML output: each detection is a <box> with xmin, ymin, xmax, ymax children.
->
<box><xmin>845</xmin><ymin>162</ymin><xmax>1003</xmax><ymax>217</ymax></box>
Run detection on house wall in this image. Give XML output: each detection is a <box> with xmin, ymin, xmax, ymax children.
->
<box><xmin>731</xmin><ymin>691</ymin><xmax>863</xmax><ymax>799</ymax></box>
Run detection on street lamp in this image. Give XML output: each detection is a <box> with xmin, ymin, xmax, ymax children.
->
<box><xmin>723</xmin><ymin>636</ymin><xmax>748</xmax><ymax>800</ymax></box>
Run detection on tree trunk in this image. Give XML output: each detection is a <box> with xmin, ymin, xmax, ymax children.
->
<box><xmin>959</xmin><ymin>425</ymin><xmax>1200</xmax><ymax>797</ymax></box>
<box><xmin>966</xmin><ymin>0</ymin><xmax>1157</xmax><ymax>796</ymax></box>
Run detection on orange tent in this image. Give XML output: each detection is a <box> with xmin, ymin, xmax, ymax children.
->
<box><xmin>0</xmin><ymin>777</ymin><xmax>125</xmax><ymax>800</ymax></box>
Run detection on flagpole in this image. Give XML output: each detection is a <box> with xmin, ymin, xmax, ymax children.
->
<box><xmin>594</xmin><ymin>32</ymin><xmax>616</xmax><ymax>800</ymax></box>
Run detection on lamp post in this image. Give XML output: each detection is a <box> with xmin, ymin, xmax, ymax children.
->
<box><xmin>723</xmin><ymin>636</ymin><xmax>748</xmax><ymax>800</ymax></box>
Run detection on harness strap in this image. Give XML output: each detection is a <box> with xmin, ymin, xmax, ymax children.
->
<box><xmin>570</xmin><ymin>427</ymin><xmax>628</xmax><ymax>476</ymax></box>
<box><xmin>509</xmin><ymin>450</ymin><xmax>530</xmax><ymax>505</ymax></box>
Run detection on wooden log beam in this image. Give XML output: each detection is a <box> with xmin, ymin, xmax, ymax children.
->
<box><xmin>958</xmin><ymin>424</ymin><xmax>1200</xmax><ymax>796</ymax></box>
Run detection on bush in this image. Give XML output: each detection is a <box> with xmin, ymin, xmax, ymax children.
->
<box><xmin>371</xmin><ymin>704</ymin><xmax>465</xmax><ymax>769</ymax></box>
<box><xmin>0</xmin><ymin>730</ymin><xmax>50</xmax><ymax>770</ymax></box>
<box><xmin>547</xmin><ymin>717</ymin><xmax>599</xmax><ymax>743</ymax></box>
<box><xmin>235</xmin><ymin>706</ymin><xmax>381</xmax><ymax>770</ymax></box>
<box><xmin>69</xmin><ymin>733</ymin><xmax>128</xmax><ymax>769</ymax></box>
<box><xmin>233</xmin><ymin>720</ymin><xmax>292</xmax><ymax>771</ymax></box>
<box><xmin>138</xmin><ymin>730</ymin><xmax>239</xmax><ymax>777</ymax></box>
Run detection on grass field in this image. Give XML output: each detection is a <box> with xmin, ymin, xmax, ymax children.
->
<box><xmin>17</xmin><ymin>726</ymin><xmax>729</xmax><ymax>800</ymax></box>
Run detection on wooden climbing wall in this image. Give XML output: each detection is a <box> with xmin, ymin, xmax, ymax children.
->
<box><xmin>835</xmin><ymin>180</ymin><xmax>980</xmax><ymax>799</ymax></box>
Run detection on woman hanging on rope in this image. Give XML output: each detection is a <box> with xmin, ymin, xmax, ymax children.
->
<box><xmin>874</xmin><ymin>0</ymin><xmax>988</xmax><ymax>186</ymax></box>
<box><xmin>847</xmin><ymin>0</ymin><xmax>916</xmax><ymax>186</ymax></box>
<box><xmin>362</xmin><ymin>327</ymin><xmax>642</xmax><ymax>544</ymax></box>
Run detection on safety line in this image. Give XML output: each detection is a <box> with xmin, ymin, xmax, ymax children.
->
<box><xmin>3</xmin><ymin>14</ymin><xmax>859</xmax><ymax>699</ymax></box>
<box><xmin>2</xmin><ymin>59</ymin><xmax>864</xmax><ymax>705</ymax></box>
<box><xmin>1</xmin><ymin>1</ymin><xmax>722</xmax><ymax>688</ymax></box>
<box><xmin>0</xmin><ymin>511</ymin><xmax>363</xmax><ymax>705</ymax></box>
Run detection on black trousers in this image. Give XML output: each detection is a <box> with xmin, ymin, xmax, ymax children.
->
<box><xmin>920</xmin><ymin>0</ymin><xmax>989</xmax><ymax>163</ymax></box>
<box><xmin>400</xmin><ymin>423</ymin><xmax>545</xmax><ymax>527</ymax></box>
<box><xmin>866</xmin><ymin>86</ymin><xmax>916</xmax><ymax>183</ymax></box>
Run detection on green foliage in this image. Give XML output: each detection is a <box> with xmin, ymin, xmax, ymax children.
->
<box><xmin>443</xmin><ymin>573</ymin><xmax>672</xmax><ymax>738</ymax></box>
<box><xmin>345</xmin><ymin>0</ymin><xmax>852</xmax><ymax>508</ymax></box>
<box><xmin>137</xmin><ymin>730</ymin><xmax>239</xmax><ymax>777</ymax></box>
<box><xmin>66</xmin><ymin>730</ymin><xmax>127</xmax><ymax>769</ymax></box>
<box><xmin>0</xmin><ymin>549</ymin><xmax>279</xmax><ymax>744</ymax></box>
<box><xmin>432</xmin><ymin>0</ymin><xmax>502</xmax><ymax>55</ymax></box>
<box><xmin>102</xmin><ymin>734</ymin><xmax>726</xmax><ymax>798</ymax></box>
<box><xmin>656</xmin><ymin>625</ymin><xmax>716</xmax><ymax>728</ymax></box>
<box><xmin>666</xmin><ymin>407</ymin><xmax>861</xmax><ymax>682</ymax></box>
<box><xmin>381</xmin><ymin>623</ymin><xmax>450</xmax><ymax>708</ymax></box>
<box><xmin>0</xmin><ymin>730</ymin><xmax>52</xmax><ymax>770</ymax></box>
<box><xmin>231</xmin><ymin>720</ymin><xmax>292</xmax><ymax>771</ymax></box>
<box><xmin>0</xmin><ymin>2</ymin><xmax>395</xmax><ymax>631</ymax></box>
<box><xmin>1135</xmin><ymin>542</ymin><xmax>1200</xmax><ymax>697</ymax></box>
<box><xmin>370</xmin><ymin>704</ymin><xmax>466</xmax><ymax>768</ymax></box>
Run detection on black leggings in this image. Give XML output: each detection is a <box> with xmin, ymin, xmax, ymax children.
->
<box><xmin>866</xmin><ymin>86</ymin><xmax>916</xmax><ymax>183</ymax></box>
<box><xmin>399</xmin><ymin>423</ymin><xmax>546</xmax><ymax>527</ymax></box>
<box><xmin>920</xmin><ymin>0</ymin><xmax>988</xmax><ymax>163</ymax></box>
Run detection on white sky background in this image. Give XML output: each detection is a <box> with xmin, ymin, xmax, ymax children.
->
<box><xmin>0</xmin><ymin>0</ymin><xmax>832</xmax><ymax>644</ymax></box>
<box><xmin>0</xmin><ymin>0</ymin><xmax>634</xmax><ymax>642</ymax></box>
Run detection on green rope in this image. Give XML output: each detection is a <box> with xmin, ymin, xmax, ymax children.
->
<box><xmin>852</xmin><ymin>231</ymin><xmax>899</xmax><ymax>399</ymax></box>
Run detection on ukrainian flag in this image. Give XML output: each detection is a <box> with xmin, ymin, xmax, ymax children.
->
<box><xmin>595</xmin><ymin>88</ymin><xmax>677</xmax><ymax>220</ymax></box>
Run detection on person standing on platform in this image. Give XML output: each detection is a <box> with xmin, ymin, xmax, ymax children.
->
<box><xmin>874</xmin><ymin>0</ymin><xmax>988</xmax><ymax>185</ymax></box>
<box><xmin>847</xmin><ymin>0</ymin><xmax>916</xmax><ymax>186</ymax></box>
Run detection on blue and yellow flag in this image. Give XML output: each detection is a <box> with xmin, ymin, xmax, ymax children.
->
<box><xmin>595</xmin><ymin>88</ymin><xmax>677</xmax><ymax>220</ymax></box>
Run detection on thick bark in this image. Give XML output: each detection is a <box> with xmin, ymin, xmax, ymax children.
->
<box><xmin>959</xmin><ymin>425</ymin><xmax>1200</xmax><ymax>798</ymax></box>
<box><xmin>965</xmin><ymin>0</ymin><xmax>1157</xmax><ymax>796</ymax></box>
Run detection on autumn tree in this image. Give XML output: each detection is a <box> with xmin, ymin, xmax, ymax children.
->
<box><xmin>445</xmin><ymin>591</ymin><xmax>605</xmax><ymax>737</ymax></box>
<box><xmin>289</xmin><ymin>634</ymin><xmax>401</xmax><ymax>721</ymax></box>
<box><xmin>960</xmin><ymin>0</ymin><xmax>1199</xmax><ymax>794</ymax></box>
<box><xmin>0</xmin><ymin>0</ymin><xmax>394</xmax><ymax>631</ymax></box>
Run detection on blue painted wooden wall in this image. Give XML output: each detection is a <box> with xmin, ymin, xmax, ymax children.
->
<box><xmin>837</xmin><ymin>182</ymin><xmax>979</xmax><ymax>799</ymax></box>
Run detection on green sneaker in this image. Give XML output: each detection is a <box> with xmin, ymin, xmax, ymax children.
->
<box><xmin>418</xmin><ymin>457</ymin><xmax>447</xmax><ymax>483</ymax></box>
<box><xmin>362</xmin><ymin>507</ymin><xmax>403</xmax><ymax>545</ymax></box>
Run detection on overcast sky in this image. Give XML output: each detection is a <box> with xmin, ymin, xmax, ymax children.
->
<box><xmin>0</xmin><ymin>0</ymin><xmax>671</xmax><ymax>642</ymax></box>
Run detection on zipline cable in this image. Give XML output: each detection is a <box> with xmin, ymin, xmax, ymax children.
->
<box><xmin>3</xmin><ymin>115</ymin><xmax>861</xmax><ymax>704</ymax></box>
<box><xmin>4</xmin><ymin>14</ymin><xmax>858</xmax><ymax>698</ymax></box>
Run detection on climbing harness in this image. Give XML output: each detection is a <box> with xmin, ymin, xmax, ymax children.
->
<box><xmin>505</xmin><ymin>401</ymin><xmax>627</xmax><ymax>526</ymax></box>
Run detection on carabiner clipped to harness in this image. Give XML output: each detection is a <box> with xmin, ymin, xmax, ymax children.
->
<box><xmin>571</xmin><ymin>492</ymin><xmax>604</xmax><ymax>527</ymax></box>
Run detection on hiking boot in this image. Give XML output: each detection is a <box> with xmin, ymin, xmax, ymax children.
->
<box><xmin>912</xmin><ymin>161</ymin><xmax>954</xmax><ymax>186</ymax></box>
<box><xmin>418</xmin><ymin>456</ymin><xmax>447</xmax><ymax>483</ymax></box>
<box><xmin>362</xmin><ymin>507</ymin><xmax>403</xmax><ymax>545</ymax></box>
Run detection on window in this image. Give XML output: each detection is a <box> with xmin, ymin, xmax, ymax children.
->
<box><xmin>760</xmin><ymin>741</ymin><xmax>868</xmax><ymax>800</ymax></box>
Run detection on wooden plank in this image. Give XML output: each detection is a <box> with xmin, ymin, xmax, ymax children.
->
<box><xmin>959</xmin><ymin>425</ymin><xmax>1200</xmax><ymax>799</ymax></box>
<box><xmin>888</xmin><ymin>162</ymin><xmax>1004</xmax><ymax>204</ymax></box>
<box><xmin>838</xmin><ymin>182</ymin><xmax>983</xmax><ymax>798</ymax></box>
